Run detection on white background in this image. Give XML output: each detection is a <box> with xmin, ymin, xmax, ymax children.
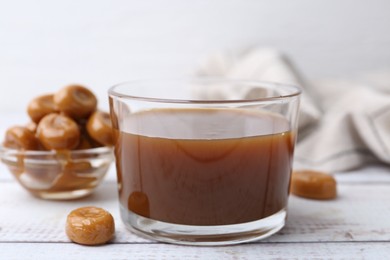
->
<box><xmin>0</xmin><ymin>0</ymin><xmax>389</xmax><ymax>113</ymax></box>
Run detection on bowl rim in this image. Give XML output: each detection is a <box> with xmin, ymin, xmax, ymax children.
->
<box><xmin>0</xmin><ymin>145</ymin><xmax>113</xmax><ymax>157</ymax></box>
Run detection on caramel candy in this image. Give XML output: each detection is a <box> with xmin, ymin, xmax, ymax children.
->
<box><xmin>54</xmin><ymin>85</ymin><xmax>97</xmax><ymax>120</ymax></box>
<box><xmin>37</xmin><ymin>113</ymin><xmax>80</xmax><ymax>150</ymax></box>
<box><xmin>128</xmin><ymin>191</ymin><xmax>150</xmax><ymax>218</ymax></box>
<box><xmin>3</xmin><ymin>126</ymin><xmax>40</xmax><ymax>150</ymax></box>
<box><xmin>86</xmin><ymin>111</ymin><xmax>114</xmax><ymax>146</ymax></box>
<box><xmin>27</xmin><ymin>94</ymin><xmax>57</xmax><ymax>123</ymax></box>
<box><xmin>66</xmin><ymin>206</ymin><xmax>115</xmax><ymax>245</ymax></box>
<box><xmin>290</xmin><ymin>170</ymin><xmax>337</xmax><ymax>200</ymax></box>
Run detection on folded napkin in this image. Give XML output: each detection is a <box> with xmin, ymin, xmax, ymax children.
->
<box><xmin>196</xmin><ymin>48</ymin><xmax>390</xmax><ymax>172</ymax></box>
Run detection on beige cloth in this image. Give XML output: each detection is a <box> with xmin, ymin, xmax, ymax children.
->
<box><xmin>196</xmin><ymin>48</ymin><xmax>390</xmax><ymax>172</ymax></box>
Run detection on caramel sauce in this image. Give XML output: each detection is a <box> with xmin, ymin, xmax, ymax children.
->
<box><xmin>114</xmin><ymin>108</ymin><xmax>295</xmax><ymax>225</ymax></box>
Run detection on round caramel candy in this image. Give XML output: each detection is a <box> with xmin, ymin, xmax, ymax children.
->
<box><xmin>3</xmin><ymin>126</ymin><xmax>40</xmax><ymax>150</ymax></box>
<box><xmin>86</xmin><ymin>111</ymin><xmax>114</xmax><ymax>146</ymax></box>
<box><xmin>54</xmin><ymin>85</ymin><xmax>97</xmax><ymax>120</ymax></box>
<box><xmin>66</xmin><ymin>206</ymin><xmax>115</xmax><ymax>245</ymax></box>
<box><xmin>27</xmin><ymin>94</ymin><xmax>57</xmax><ymax>123</ymax></box>
<box><xmin>37</xmin><ymin>113</ymin><xmax>80</xmax><ymax>150</ymax></box>
<box><xmin>128</xmin><ymin>191</ymin><xmax>150</xmax><ymax>218</ymax></box>
<box><xmin>290</xmin><ymin>170</ymin><xmax>337</xmax><ymax>200</ymax></box>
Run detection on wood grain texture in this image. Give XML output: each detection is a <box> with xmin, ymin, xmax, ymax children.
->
<box><xmin>0</xmin><ymin>181</ymin><xmax>389</xmax><ymax>244</ymax></box>
<box><xmin>0</xmin><ymin>242</ymin><xmax>389</xmax><ymax>260</ymax></box>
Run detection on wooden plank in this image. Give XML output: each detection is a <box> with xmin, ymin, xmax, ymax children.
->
<box><xmin>0</xmin><ymin>181</ymin><xmax>149</xmax><ymax>243</ymax></box>
<box><xmin>0</xmin><ymin>241</ymin><xmax>389</xmax><ymax>260</ymax></box>
<box><xmin>1</xmin><ymin>162</ymin><xmax>389</xmax><ymax>183</ymax></box>
<box><xmin>273</xmin><ymin>184</ymin><xmax>390</xmax><ymax>243</ymax></box>
<box><xmin>0</xmin><ymin>181</ymin><xmax>389</xmax><ymax>244</ymax></box>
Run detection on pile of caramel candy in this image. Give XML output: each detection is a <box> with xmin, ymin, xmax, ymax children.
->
<box><xmin>3</xmin><ymin>85</ymin><xmax>114</xmax><ymax>151</ymax></box>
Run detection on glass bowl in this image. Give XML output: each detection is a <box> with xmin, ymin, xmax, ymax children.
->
<box><xmin>0</xmin><ymin>146</ymin><xmax>114</xmax><ymax>200</ymax></box>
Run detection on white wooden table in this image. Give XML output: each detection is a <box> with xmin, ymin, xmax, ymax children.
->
<box><xmin>1</xmin><ymin>114</ymin><xmax>390</xmax><ymax>259</ymax></box>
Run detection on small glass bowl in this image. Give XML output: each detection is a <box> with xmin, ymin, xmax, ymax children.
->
<box><xmin>0</xmin><ymin>146</ymin><xmax>114</xmax><ymax>200</ymax></box>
